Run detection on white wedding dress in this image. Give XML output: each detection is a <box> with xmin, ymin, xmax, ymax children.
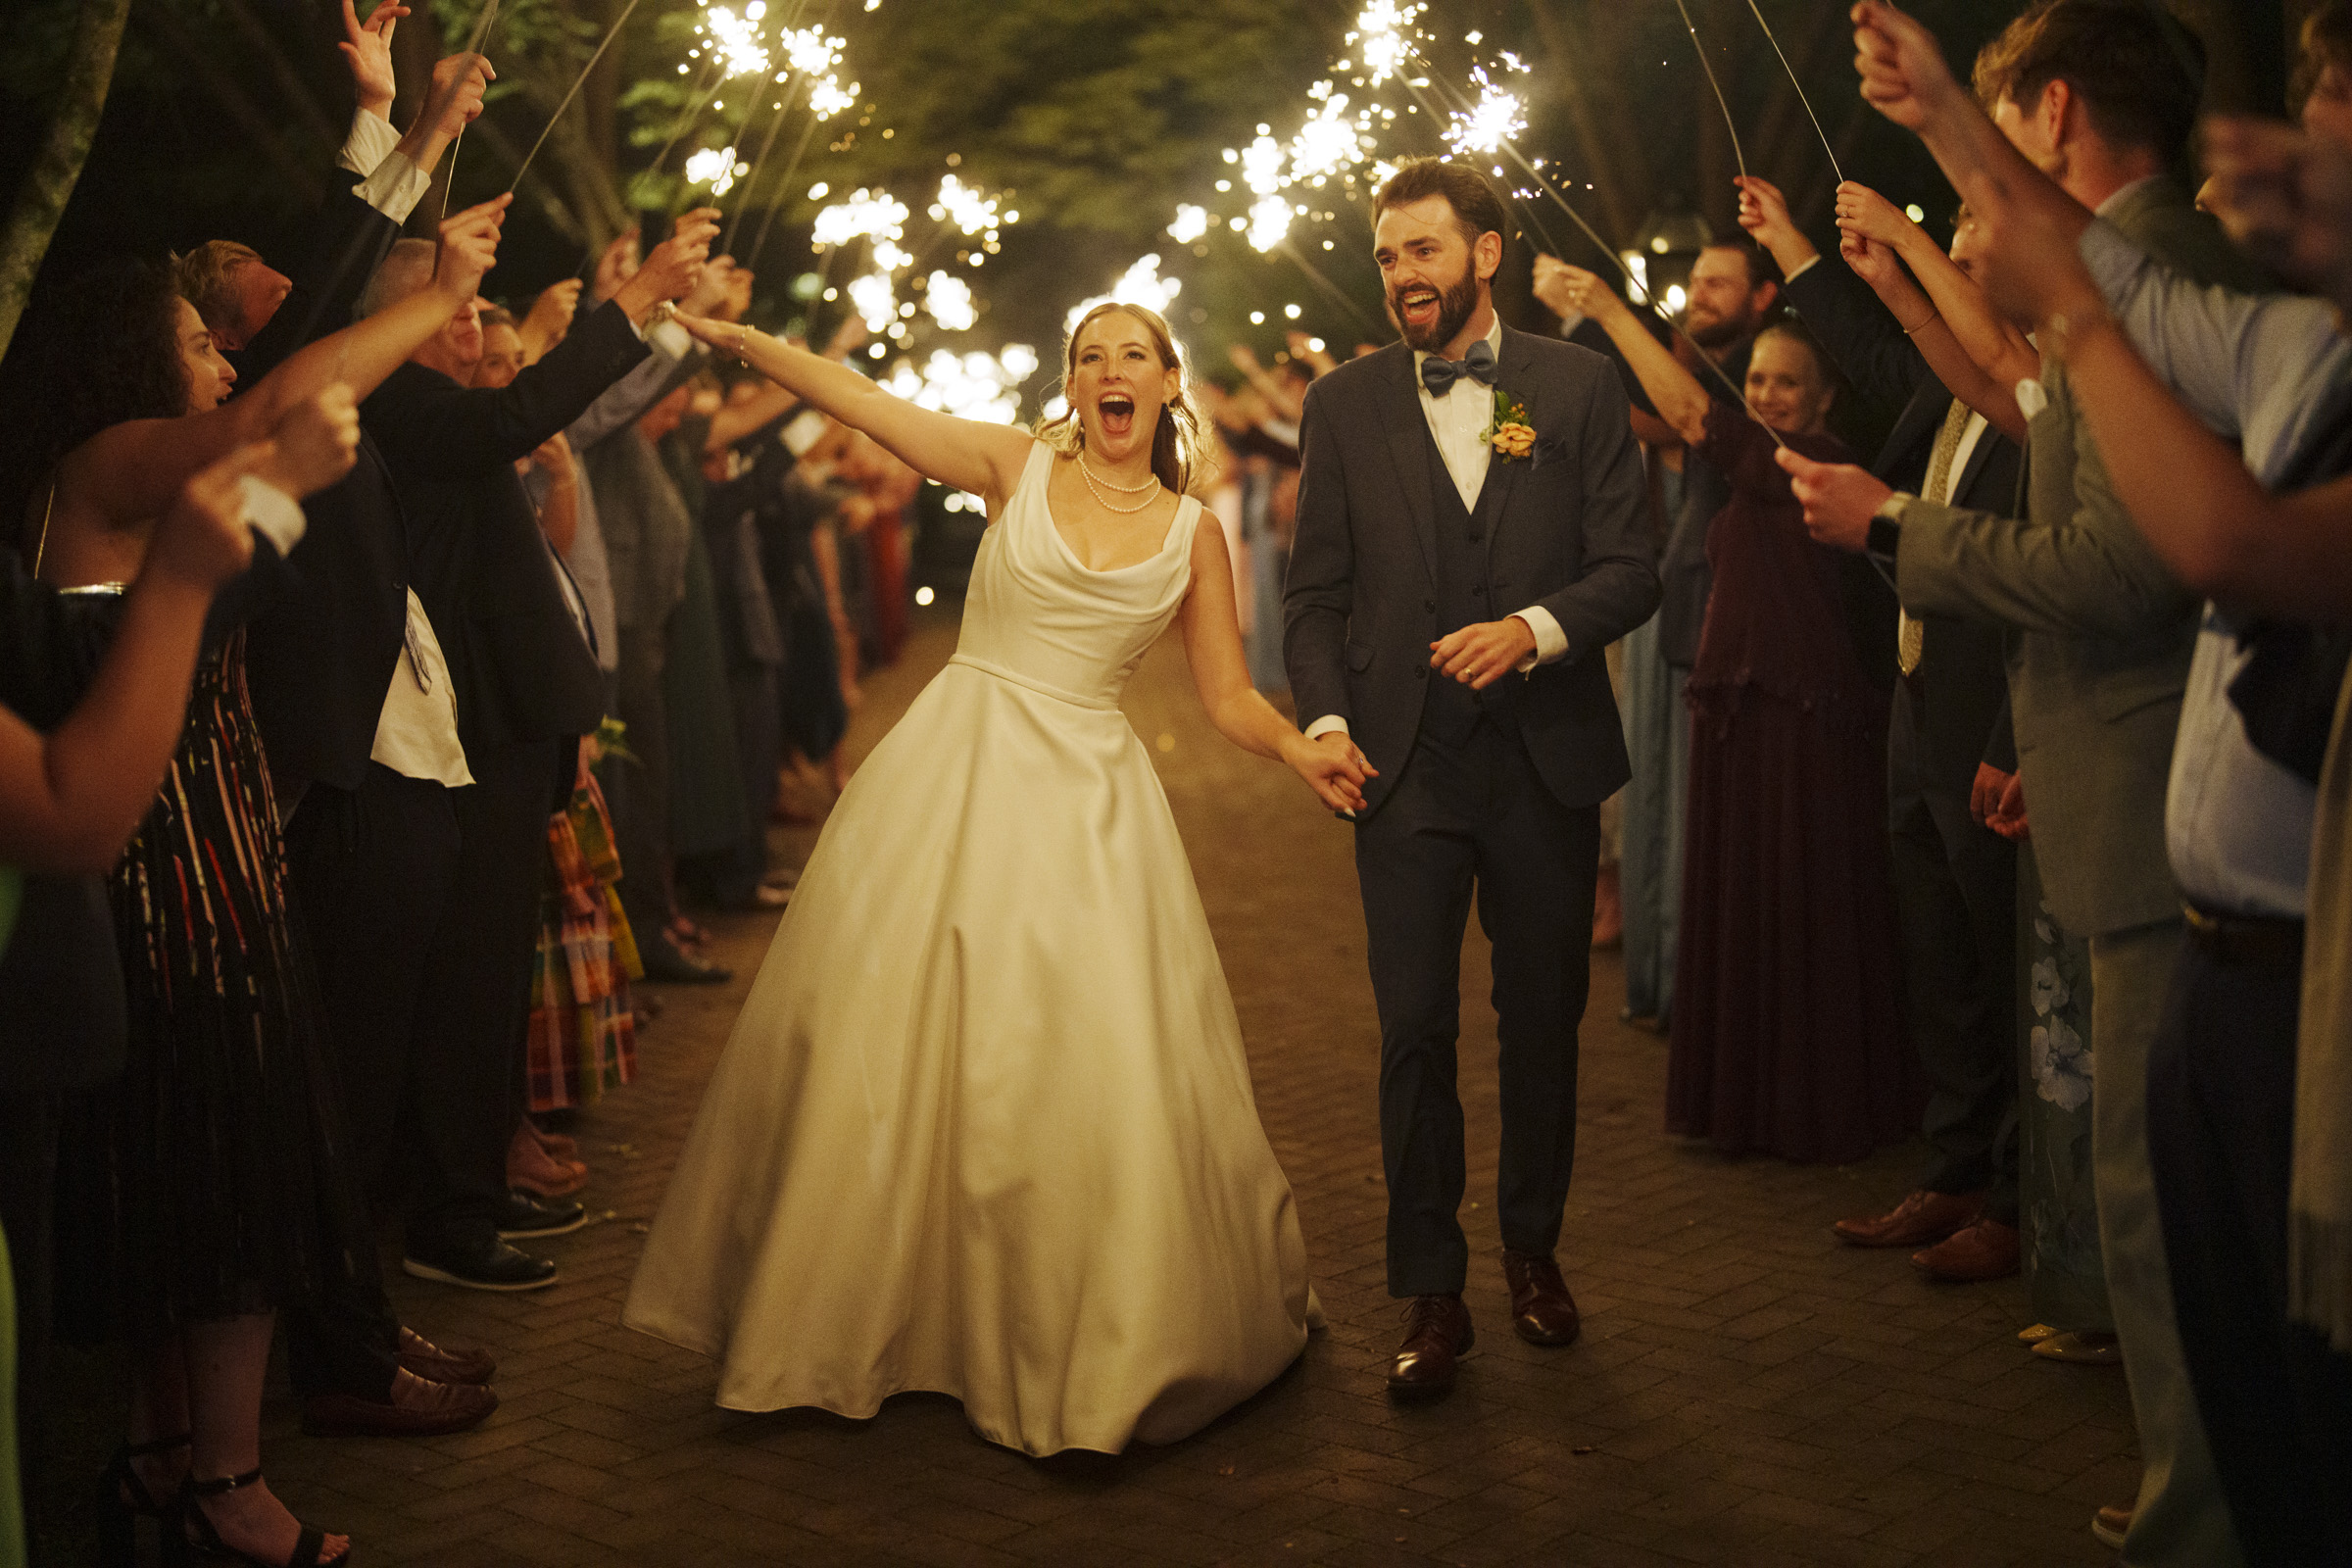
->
<box><xmin>622</xmin><ymin>441</ymin><xmax>1321</xmax><ymax>1456</ymax></box>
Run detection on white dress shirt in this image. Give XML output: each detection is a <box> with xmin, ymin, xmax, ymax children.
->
<box><xmin>336</xmin><ymin>109</ymin><xmax>431</xmax><ymax>222</ymax></box>
<box><xmin>1305</xmin><ymin>318</ymin><xmax>1569</xmax><ymax>742</ymax></box>
<box><xmin>370</xmin><ymin>591</ymin><xmax>472</xmax><ymax>787</ymax></box>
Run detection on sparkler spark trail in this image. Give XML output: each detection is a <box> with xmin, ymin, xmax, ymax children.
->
<box><xmin>1672</xmin><ymin>0</ymin><xmax>1748</xmax><ymax>184</ymax></box>
<box><xmin>1744</xmin><ymin>0</ymin><xmax>1844</xmax><ymax>181</ymax></box>
<box><xmin>507</xmin><ymin>0</ymin><xmax>645</xmax><ymax>195</ymax></box>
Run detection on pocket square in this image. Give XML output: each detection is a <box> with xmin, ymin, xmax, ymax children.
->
<box><xmin>1530</xmin><ymin>435</ymin><xmax>1576</xmax><ymax>469</ymax></box>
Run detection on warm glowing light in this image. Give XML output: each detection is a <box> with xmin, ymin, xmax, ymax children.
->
<box><xmin>847</xmin><ymin>270</ymin><xmax>898</xmax><ymax>330</ymax></box>
<box><xmin>1446</xmin><ymin>66</ymin><xmax>1525</xmax><ymax>157</ymax></box>
<box><xmin>1065</xmin><ymin>255</ymin><xmax>1182</xmax><ymax>332</ymax></box>
<box><xmin>684</xmin><ymin>144</ymin><xmax>740</xmax><ymax>195</ymax></box>
<box><xmin>923</xmin><ymin>270</ymin><xmax>976</xmax><ymax>331</ymax></box>
<box><xmin>701</xmin><ymin>6</ymin><xmax>771</xmax><ymax>79</ymax></box>
<box><xmin>812</xmin><ymin>188</ymin><xmax>909</xmax><ymax>248</ymax></box>
<box><xmin>914</xmin><ymin>585</ymin><xmax>935</xmax><ymax>605</ymax></box>
<box><xmin>1167</xmin><ymin>204</ymin><xmax>1209</xmax><ymax>244</ymax></box>
<box><xmin>1247</xmin><ymin>193</ymin><xmax>1293</xmax><ymax>252</ymax></box>
<box><xmin>1350</xmin><ymin>0</ymin><xmax>1425</xmax><ymax>85</ymax></box>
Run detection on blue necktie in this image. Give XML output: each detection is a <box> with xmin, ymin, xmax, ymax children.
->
<box><xmin>1420</xmin><ymin>338</ymin><xmax>1496</xmax><ymax>397</ymax></box>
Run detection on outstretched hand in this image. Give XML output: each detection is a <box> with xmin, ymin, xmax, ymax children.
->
<box><xmin>1833</xmin><ymin>179</ymin><xmax>1918</xmax><ymax>252</ymax></box>
<box><xmin>612</xmin><ymin>208</ymin><xmax>720</xmax><ymax>322</ymax></box>
<box><xmin>1776</xmin><ymin>446</ymin><xmax>1890</xmax><ymax>552</ymax></box>
<box><xmin>338</xmin><ymin>0</ymin><xmax>407</xmax><ymax>117</ymax></box>
<box><xmin>1534</xmin><ymin>260</ymin><xmax>1628</xmax><ymax>325</ymax></box>
<box><xmin>434</xmin><ymin>194</ymin><xmax>510</xmax><ymax>303</ymax></box>
<box><xmin>260</xmin><ymin>385</ymin><xmax>363</xmax><ymax>500</ymax></box>
<box><xmin>1852</xmin><ymin>1</ymin><xmax>1963</xmax><ymax>134</ymax></box>
<box><xmin>1735</xmin><ymin>175</ymin><xmax>1816</xmax><ymax>275</ymax></box>
<box><xmin>1287</xmin><ymin>730</ymin><xmax>1376</xmax><ymax>816</ymax></box>
<box><xmin>1839</xmin><ymin>228</ymin><xmax>1903</xmax><ymax>289</ymax></box>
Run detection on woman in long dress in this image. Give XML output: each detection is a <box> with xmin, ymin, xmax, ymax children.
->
<box><xmin>1540</xmin><ymin>270</ymin><xmax>1915</xmax><ymax>1163</ymax></box>
<box><xmin>622</xmin><ymin>302</ymin><xmax>1361</xmax><ymax>1456</ymax></box>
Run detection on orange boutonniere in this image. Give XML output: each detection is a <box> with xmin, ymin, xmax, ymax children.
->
<box><xmin>1486</xmin><ymin>389</ymin><xmax>1535</xmax><ymax>461</ymax></box>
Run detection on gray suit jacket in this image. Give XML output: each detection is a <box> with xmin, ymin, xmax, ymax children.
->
<box><xmin>1892</xmin><ymin>176</ymin><xmax>2272</xmax><ymax>937</ymax></box>
<box><xmin>1283</xmin><ymin>325</ymin><xmax>1658</xmax><ymax>816</ymax></box>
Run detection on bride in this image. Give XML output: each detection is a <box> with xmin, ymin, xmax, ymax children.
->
<box><xmin>621</xmin><ymin>299</ymin><xmax>1364</xmax><ymax>1456</ymax></box>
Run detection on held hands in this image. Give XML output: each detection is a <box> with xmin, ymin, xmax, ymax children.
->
<box><xmin>1287</xmin><ymin>730</ymin><xmax>1376</xmax><ymax>816</ymax></box>
<box><xmin>1852</xmin><ymin>1</ymin><xmax>1963</xmax><ymax>133</ymax></box>
<box><xmin>1431</xmin><ymin>617</ymin><xmax>1537</xmax><ymax>691</ymax></box>
<box><xmin>1775</xmin><ymin>447</ymin><xmax>1890</xmax><ymax>552</ymax></box>
<box><xmin>338</xmin><ymin>0</ymin><xmax>407</xmax><ymax>117</ymax></box>
<box><xmin>612</xmin><ymin>208</ymin><xmax>720</xmax><ymax>323</ymax></box>
<box><xmin>1735</xmin><ymin>175</ymin><xmax>1817</xmax><ymax>274</ymax></box>
<box><xmin>433</xmin><ymin>194</ymin><xmax>510</xmax><ymax>303</ymax></box>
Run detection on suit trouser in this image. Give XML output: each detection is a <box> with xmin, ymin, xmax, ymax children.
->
<box><xmin>282</xmin><ymin>763</ymin><xmax>460</xmax><ymax>1396</ymax></box>
<box><xmin>402</xmin><ymin>741</ymin><xmax>561</xmax><ymax>1257</ymax></box>
<box><xmin>2088</xmin><ymin>919</ymin><xmax>2245</xmax><ymax>1568</ymax></box>
<box><xmin>1354</xmin><ymin>714</ymin><xmax>1599</xmax><ymax>1298</ymax></box>
<box><xmin>0</xmin><ymin>1093</ymin><xmax>59</xmax><ymax>1511</ymax></box>
<box><xmin>609</xmin><ymin>622</ymin><xmax>674</xmax><ymax>942</ymax></box>
<box><xmin>1617</xmin><ymin>621</ymin><xmax>1687</xmax><ymax>1023</ymax></box>
<box><xmin>1887</xmin><ymin>769</ymin><xmax>2018</xmax><ymax>1220</ymax></box>
<box><xmin>2147</xmin><ymin>925</ymin><xmax>2352</xmax><ymax>1567</ymax></box>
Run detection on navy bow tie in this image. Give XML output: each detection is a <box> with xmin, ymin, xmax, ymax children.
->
<box><xmin>1420</xmin><ymin>338</ymin><xmax>1496</xmax><ymax>397</ymax></box>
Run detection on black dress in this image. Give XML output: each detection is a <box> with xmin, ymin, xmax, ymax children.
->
<box><xmin>59</xmin><ymin>626</ymin><xmax>366</xmax><ymax>1332</ymax></box>
<box><xmin>1665</xmin><ymin>407</ymin><xmax>1920</xmax><ymax>1163</ymax></box>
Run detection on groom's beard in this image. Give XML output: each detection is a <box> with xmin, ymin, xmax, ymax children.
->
<box><xmin>1387</xmin><ymin>260</ymin><xmax>1480</xmax><ymax>355</ymax></box>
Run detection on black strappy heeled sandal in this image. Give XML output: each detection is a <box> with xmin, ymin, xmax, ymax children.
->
<box><xmin>176</xmin><ymin>1468</ymin><xmax>352</xmax><ymax>1568</ymax></box>
<box><xmin>96</xmin><ymin>1432</ymin><xmax>190</xmax><ymax>1568</ymax></box>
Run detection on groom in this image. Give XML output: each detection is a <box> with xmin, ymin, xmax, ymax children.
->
<box><xmin>1285</xmin><ymin>158</ymin><xmax>1658</xmax><ymax>1398</ymax></box>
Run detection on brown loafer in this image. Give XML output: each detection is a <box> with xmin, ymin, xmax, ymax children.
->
<box><xmin>398</xmin><ymin>1325</ymin><xmax>496</xmax><ymax>1386</ymax></box>
<box><xmin>302</xmin><ymin>1368</ymin><xmax>498</xmax><ymax>1438</ymax></box>
<box><xmin>1833</xmin><ymin>1188</ymin><xmax>1984</xmax><ymax>1249</ymax></box>
<box><xmin>1501</xmin><ymin>1250</ymin><xmax>1581</xmax><ymax>1347</ymax></box>
<box><xmin>1387</xmin><ymin>1294</ymin><xmax>1472</xmax><ymax>1399</ymax></box>
<box><xmin>1912</xmin><ymin>1216</ymin><xmax>2021</xmax><ymax>1282</ymax></box>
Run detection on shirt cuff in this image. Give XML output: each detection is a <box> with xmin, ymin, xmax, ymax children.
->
<box><xmin>649</xmin><ymin>318</ymin><xmax>695</xmax><ymax>361</ymax></box>
<box><xmin>1783</xmin><ymin>253</ymin><xmax>1821</xmax><ymax>284</ymax></box>
<box><xmin>338</xmin><ymin>108</ymin><xmax>401</xmax><ymax>178</ymax></box>
<box><xmin>1509</xmin><ymin>606</ymin><xmax>1568</xmax><ymax>671</ymax></box>
<box><xmin>240</xmin><ymin>474</ymin><xmax>308</xmax><ymax>556</ymax></box>
<box><xmin>354</xmin><ymin>150</ymin><xmax>431</xmax><ymax>223</ymax></box>
<box><xmin>1303</xmin><ymin>713</ymin><xmax>1350</xmax><ymax>741</ymax></box>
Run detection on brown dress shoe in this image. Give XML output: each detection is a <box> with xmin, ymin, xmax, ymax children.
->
<box><xmin>398</xmin><ymin>1325</ymin><xmax>496</xmax><ymax>1386</ymax></box>
<box><xmin>302</xmin><ymin>1368</ymin><xmax>498</xmax><ymax>1438</ymax></box>
<box><xmin>1912</xmin><ymin>1216</ymin><xmax>2022</xmax><ymax>1282</ymax></box>
<box><xmin>1387</xmin><ymin>1294</ymin><xmax>1472</xmax><ymax>1399</ymax></box>
<box><xmin>1501</xmin><ymin>1250</ymin><xmax>1581</xmax><ymax>1347</ymax></box>
<box><xmin>1833</xmin><ymin>1188</ymin><xmax>1984</xmax><ymax>1249</ymax></box>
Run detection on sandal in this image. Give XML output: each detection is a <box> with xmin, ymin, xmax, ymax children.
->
<box><xmin>178</xmin><ymin>1468</ymin><xmax>352</xmax><ymax>1567</ymax></box>
<box><xmin>97</xmin><ymin>1432</ymin><xmax>189</xmax><ymax>1568</ymax></box>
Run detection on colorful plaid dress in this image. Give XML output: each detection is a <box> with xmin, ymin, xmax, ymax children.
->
<box><xmin>524</xmin><ymin>750</ymin><xmax>640</xmax><ymax>1111</ymax></box>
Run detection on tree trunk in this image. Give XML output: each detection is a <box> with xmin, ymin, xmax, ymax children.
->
<box><xmin>0</xmin><ymin>0</ymin><xmax>131</xmax><ymax>360</ymax></box>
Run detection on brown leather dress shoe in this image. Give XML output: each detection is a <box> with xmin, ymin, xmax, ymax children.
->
<box><xmin>1912</xmin><ymin>1216</ymin><xmax>2022</xmax><ymax>1282</ymax></box>
<box><xmin>1501</xmin><ymin>1250</ymin><xmax>1581</xmax><ymax>1347</ymax></box>
<box><xmin>1833</xmin><ymin>1188</ymin><xmax>1984</xmax><ymax>1249</ymax></box>
<box><xmin>1387</xmin><ymin>1294</ymin><xmax>1472</xmax><ymax>1399</ymax></box>
<box><xmin>302</xmin><ymin>1368</ymin><xmax>499</xmax><ymax>1438</ymax></box>
<box><xmin>398</xmin><ymin>1325</ymin><xmax>496</xmax><ymax>1386</ymax></box>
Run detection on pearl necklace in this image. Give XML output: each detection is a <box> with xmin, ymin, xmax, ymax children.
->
<box><xmin>1078</xmin><ymin>454</ymin><xmax>1162</xmax><ymax>514</ymax></box>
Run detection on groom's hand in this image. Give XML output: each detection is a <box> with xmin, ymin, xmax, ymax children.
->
<box><xmin>1431</xmin><ymin>617</ymin><xmax>1537</xmax><ymax>690</ymax></box>
<box><xmin>1288</xmin><ymin>731</ymin><xmax>1375</xmax><ymax>816</ymax></box>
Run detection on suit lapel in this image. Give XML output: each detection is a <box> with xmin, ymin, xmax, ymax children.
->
<box><xmin>1477</xmin><ymin>327</ymin><xmax>1537</xmax><ymax>566</ymax></box>
<box><xmin>1375</xmin><ymin>343</ymin><xmax>1440</xmax><ymax>585</ymax></box>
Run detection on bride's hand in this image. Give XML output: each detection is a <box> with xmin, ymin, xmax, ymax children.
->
<box><xmin>1285</xmin><ymin>731</ymin><xmax>1376</xmax><ymax>816</ymax></box>
<box><xmin>666</xmin><ymin>308</ymin><xmax>740</xmax><ymax>349</ymax></box>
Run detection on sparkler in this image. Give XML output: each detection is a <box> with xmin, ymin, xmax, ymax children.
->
<box><xmin>508</xmin><ymin>0</ymin><xmax>646</xmax><ymax>196</ymax></box>
<box><xmin>1673</xmin><ymin>0</ymin><xmax>1749</xmax><ymax>184</ymax></box>
<box><xmin>438</xmin><ymin>0</ymin><xmax>503</xmax><ymax>223</ymax></box>
<box><xmin>1743</xmin><ymin>0</ymin><xmax>1844</xmax><ymax>181</ymax></box>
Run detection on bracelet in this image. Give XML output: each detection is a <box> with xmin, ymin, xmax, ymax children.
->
<box><xmin>732</xmin><ymin>323</ymin><xmax>751</xmax><ymax>359</ymax></box>
<box><xmin>1900</xmin><ymin>308</ymin><xmax>1939</xmax><ymax>336</ymax></box>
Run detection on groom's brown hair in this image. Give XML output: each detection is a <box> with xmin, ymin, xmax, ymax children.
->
<box><xmin>1373</xmin><ymin>158</ymin><xmax>1510</xmax><ymax>254</ymax></box>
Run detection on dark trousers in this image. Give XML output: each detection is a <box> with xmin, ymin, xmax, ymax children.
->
<box><xmin>1354</xmin><ymin>714</ymin><xmax>1599</xmax><ymax>1298</ymax></box>
<box><xmin>0</xmin><ymin>1092</ymin><xmax>61</xmax><ymax>1473</ymax></box>
<box><xmin>678</xmin><ymin>661</ymin><xmax>779</xmax><ymax>907</ymax></box>
<box><xmin>2147</xmin><ymin>920</ymin><xmax>2352</xmax><ymax>1567</ymax></box>
<box><xmin>609</xmin><ymin>624</ymin><xmax>674</xmax><ymax>941</ymax></box>
<box><xmin>1887</xmin><ymin>742</ymin><xmax>2018</xmax><ymax>1218</ymax></box>
<box><xmin>399</xmin><ymin>740</ymin><xmax>563</xmax><ymax>1257</ymax></box>
<box><xmin>283</xmin><ymin>762</ymin><xmax>460</xmax><ymax>1396</ymax></box>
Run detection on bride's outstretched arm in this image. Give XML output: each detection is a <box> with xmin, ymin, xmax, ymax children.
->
<box><xmin>668</xmin><ymin>310</ymin><xmax>1034</xmax><ymax>510</ymax></box>
<box><xmin>1176</xmin><ymin>515</ymin><xmax>1372</xmax><ymax>814</ymax></box>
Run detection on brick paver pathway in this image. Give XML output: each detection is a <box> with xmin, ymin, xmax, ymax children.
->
<box><xmin>89</xmin><ymin>612</ymin><xmax>2140</xmax><ymax>1565</ymax></box>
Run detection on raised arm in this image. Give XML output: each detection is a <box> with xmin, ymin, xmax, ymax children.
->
<box><xmin>1544</xmin><ymin>267</ymin><xmax>1712</xmax><ymax>447</ymax></box>
<box><xmin>64</xmin><ymin>195</ymin><xmax>505</xmax><ymax>526</ymax></box>
<box><xmin>668</xmin><ymin>311</ymin><xmax>1033</xmax><ymax>506</ymax></box>
<box><xmin>1175</xmin><ymin>516</ymin><xmax>1369</xmax><ymax>813</ymax></box>
<box><xmin>1836</xmin><ymin>180</ymin><xmax>2035</xmax><ymax>433</ymax></box>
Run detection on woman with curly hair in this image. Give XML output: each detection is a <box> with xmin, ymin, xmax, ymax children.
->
<box><xmin>3</xmin><ymin>202</ymin><xmax>499</xmax><ymax>1568</ymax></box>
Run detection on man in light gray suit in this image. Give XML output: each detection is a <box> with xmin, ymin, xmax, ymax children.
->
<box><xmin>1285</xmin><ymin>158</ymin><xmax>1658</xmax><ymax>1400</ymax></box>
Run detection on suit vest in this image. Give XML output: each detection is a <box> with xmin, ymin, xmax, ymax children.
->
<box><xmin>1421</xmin><ymin>419</ymin><xmax>1519</xmax><ymax>744</ymax></box>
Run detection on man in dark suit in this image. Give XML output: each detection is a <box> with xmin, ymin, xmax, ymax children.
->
<box><xmin>1740</xmin><ymin>178</ymin><xmax>2029</xmax><ymax>1280</ymax></box>
<box><xmin>1285</xmin><ymin>158</ymin><xmax>1659</xmax><ymax>1400</ymax></box>
<box><xmin>346</xmin><ymin>210</ymin><xmax>715</xmax><ymax>1297</ymax></box>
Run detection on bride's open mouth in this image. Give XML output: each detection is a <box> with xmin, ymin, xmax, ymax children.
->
<box><xmin>1097</xmin><ymin>392</ymin><xmax>1136</xmax><ymax>440</ymax></box>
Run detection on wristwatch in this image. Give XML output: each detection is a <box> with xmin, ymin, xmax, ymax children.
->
<box><xmin>1866</xmin><ymin>492</ymin><xmax>1909</xmax><ymax>559</ymax></box>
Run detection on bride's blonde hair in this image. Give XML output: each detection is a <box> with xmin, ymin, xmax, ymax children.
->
<box><xmin>1034</xmin><ymin>302</ymin><xmax>1205</xmax><ymax>496</ymax></box>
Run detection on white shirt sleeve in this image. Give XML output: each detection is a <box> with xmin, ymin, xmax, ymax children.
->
<box><xmin>337</xmin><ymin>109</ymin><xmax>400</xmax><ymax>177</ymax></box>
<box><xmin>353</xmin><ymin>151</ymin><xmax>431</xmax><ymax>222</ymax></box>
<box><xmin>1782</xmin><ymin>254</ymin><xmax>1821</xmax><ymax>284</ymax></box>
<box><xmin>1508</xmin><ymin>606</ymin><xmax>1568</xmax><ymax>670</ymax></box>
<box><xmin>1303</xmin><ymin>714</ymin><xmax>1351</xmax><ymax>740</ymax></box>
<box><xmin>239</xmin><ymin>474</ymin><xmax>308</xmax><ymax>556</ymax></box>
<box><xmin>649</xmin><ymin>318</ymin><xmax>696</xmax><ymax>360</ymax></box>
